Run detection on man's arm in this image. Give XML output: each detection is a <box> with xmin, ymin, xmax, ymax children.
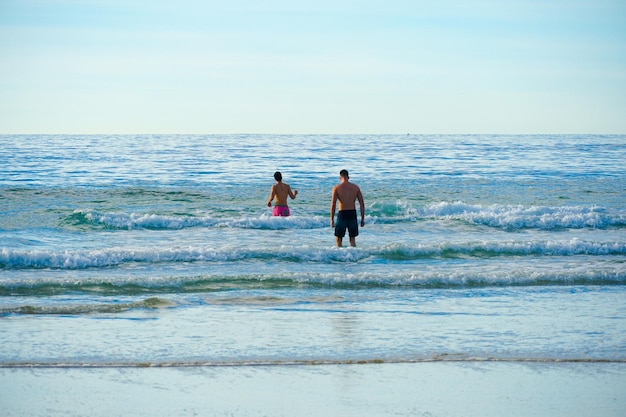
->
<box><xmin>288</xmin><ymin>186</ymin><xmax>298</xmax><ymax>200</ymax></box>
<box><xmin>357</xmin><ymin>189</ymin><xmax>365</xmax><ymax>226</ymax></box>
<box><xmin>267</xmin><ymin>185</ymin><xmax>276</xmax><ymax>207</ymax></box>
<box><xmin>330</xmin><ymin>186</ymin><xmax>338</xmax><ymax>227</ymax></box>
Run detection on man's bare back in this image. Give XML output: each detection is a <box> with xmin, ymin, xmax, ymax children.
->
<box><xmin>269</xmin><ymin>182</ymin><xmax>295</xmax><ymax>206</ymax></box>
<box><xmin>332</xmin><ymin>181</ymin><xmax>362</xmax><ymax>211</ymax></box>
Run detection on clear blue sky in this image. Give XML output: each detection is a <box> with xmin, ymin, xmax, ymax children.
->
<box><xmin>1</xmin><ymin>0</ymin><xmax>625</xmax><ymax>134</ymax></box>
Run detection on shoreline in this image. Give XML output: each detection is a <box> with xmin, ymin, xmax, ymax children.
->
<box><xmin>2</xmin><ymin>356</ymin><xmax>626</xmax><ymax>368</ymax></box>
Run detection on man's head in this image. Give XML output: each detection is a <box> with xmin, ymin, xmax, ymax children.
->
<box><xmin>339</xmin><ymin>169</ymin><xmax>349</xmax><ymax>180</ymax></box>
<box><xmin>274</xmin><ymin>171</ymin><xmax>282</xmax><ymax>181</ymax></box>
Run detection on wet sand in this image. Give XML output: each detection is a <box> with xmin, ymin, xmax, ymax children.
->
<box><xmin>2</xmin><ymin>361</ymin><xmax>625</xmax><ymax>417</ymax></box>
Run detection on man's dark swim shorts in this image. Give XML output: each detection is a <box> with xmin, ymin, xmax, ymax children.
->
<box><xmin>335</xmin><ymin>209</ymin><xmax>359</xmax><ymax>238</ymax></box>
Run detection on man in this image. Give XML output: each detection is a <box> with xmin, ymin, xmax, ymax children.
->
<box><xmin>267</xmin><ymin>171</ymin><xmax>298</xmax><ymax>216</ymax></box>
<box><xmin>330</xmin><ymin>169</ymin><xmax>365</xmax><ymax>247</ymax></box>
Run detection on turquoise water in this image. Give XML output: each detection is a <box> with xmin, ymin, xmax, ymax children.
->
<box><xmin>1</xmin><ymin>134</ymin><xmax>625</xmax><ymax>365</ymax></box>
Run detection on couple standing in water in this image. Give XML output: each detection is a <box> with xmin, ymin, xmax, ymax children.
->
<box><xmin>267</xmin><ymin>170</ymin><xmax>365</xmax><ymax>247</ymax></box>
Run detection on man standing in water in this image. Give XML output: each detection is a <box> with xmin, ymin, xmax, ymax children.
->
<box><xmin>330</xmin><ymin>169</ymin><xmax>365</xmax><ymax>247</ymax></box>
<box><xmin>267</xmin><ymin>171</ymin><xmax>298</xmax><ymax>216</ymax></box>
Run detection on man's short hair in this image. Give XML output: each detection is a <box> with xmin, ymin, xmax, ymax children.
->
<box><xmin>274</xmin><ymin>171</ymin><xmax>282</xmax><ymax>181</ymax></box>
<box><xmin>339</xmin><ymin>169</ymin><xmax>349</xmax><ymax>178</ymax></box>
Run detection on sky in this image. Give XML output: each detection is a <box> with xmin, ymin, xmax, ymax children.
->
<box><xmin>1</xmin><ymin>0</ymin><xmax>625</xmax><ymax>134</ymax></box>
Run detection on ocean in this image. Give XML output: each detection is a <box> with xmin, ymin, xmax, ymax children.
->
<box><xmin>1</xmin><ymin>134</ymin><xmax>625</xmax><ymax>415</ymax></box>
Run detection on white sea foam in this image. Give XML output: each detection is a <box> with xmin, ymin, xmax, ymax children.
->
<box><xmin>415</xmin><ymin>202</ymin><xmax>623</xmax><ymax>229</ymax></box>
<box><xmin>2</xmin><ymin>239</ymin><xmax>625</xmax><ymax>270</ymax></box>
<box><xmin>73</xmin><ymin>209</ymin><xmax>327</xmax><ymax>230</ymax></box>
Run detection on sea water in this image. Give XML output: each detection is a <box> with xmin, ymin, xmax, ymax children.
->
<box><xmin>1</xmin><ymin>134</ymin><xmax>625</xmax><ymax>367</ymax></box>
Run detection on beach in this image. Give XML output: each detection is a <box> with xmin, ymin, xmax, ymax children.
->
<box><xmin>3</xmin><ymin>362</ymin><xmax>626</xmax><ymax>417</ymax></box>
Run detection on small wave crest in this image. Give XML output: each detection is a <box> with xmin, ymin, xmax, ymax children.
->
<box><xmin>2</xmin><ymin>262</ymin><xmax>625</xmax><ymax>299</ymax></box>
<box><xmin>0</xmin><ymin>297</ymin><xmax>174</xmax><ymax>315</ymax></box>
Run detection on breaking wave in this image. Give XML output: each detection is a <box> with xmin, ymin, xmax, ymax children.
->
<box><xmin>2</xmin><ymin>239</ymin><xmax>625</xmax><ymax>270</ymax></box>
<box><xmin>64</xmin><ymin>202</ymin><xmax>626</xmax><ymax>231</ymax></box>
